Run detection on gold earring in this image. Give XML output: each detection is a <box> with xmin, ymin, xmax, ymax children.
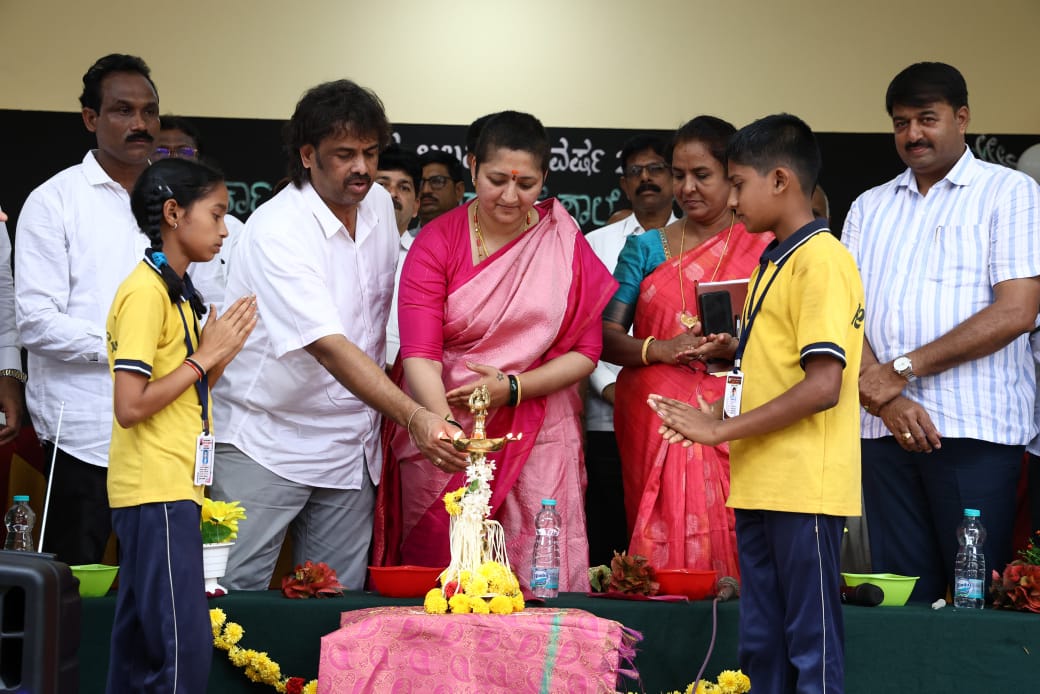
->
<box><xmin>173</xmin><ymin>222</ymin><xmax>178</xmax><ymax>230</ymax></box>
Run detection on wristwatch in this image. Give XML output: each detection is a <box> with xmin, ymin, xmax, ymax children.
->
<box><xmin>893</xmin><ymin>356</ymin><xmax>915</xmax><ymax>382</ymax></box>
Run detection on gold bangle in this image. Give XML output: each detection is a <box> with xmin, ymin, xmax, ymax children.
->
<box><xmin>0</xmin><ymin>368</ymin><xmax>27</xmax><ymax>384</ymax></box>
<box><xmin>406</xmin><ymin>405</ymin><xmax>428</xmax><ymax>436</ymax></box>
<box><xmin>641</xmin><ymin>336</ymin><xmax>656</xmax><ymax>366</ymax></box>
<box><xmin>515</xmin><ymin>375</ymin><xmax>523</xmax><ymax>406</ymax></box>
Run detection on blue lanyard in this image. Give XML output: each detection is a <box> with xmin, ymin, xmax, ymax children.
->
<box><xmin>175</xmin><ymin>302</ymin><xmax>210</xmax><ymax>435</ymax></box>
<box><xmin>733</xmin><ymin>230</ymin><xmax>826</xmax><ymax>369</ymax></box>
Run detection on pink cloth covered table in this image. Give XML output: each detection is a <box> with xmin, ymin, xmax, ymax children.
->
<box><xmin>318</xmin><ymin>605</ymin><xmax>640</xmax><ymax>694</ymax></box>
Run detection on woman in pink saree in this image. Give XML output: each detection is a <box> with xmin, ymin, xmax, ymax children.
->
<box><xmin>602</xmin><ymin>117</ymin><xmax>771</xmax><ymax>579</ymax></box>
<box><xmin>377</xmin><ymin>112</ymin><xmax>616</xmax><ymax>591</ymax></box>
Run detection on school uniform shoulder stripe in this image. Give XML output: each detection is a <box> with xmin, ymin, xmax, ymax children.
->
<box><xmin>800</xmin><ymin>342</ymin><xmax>846</xmax><ymax>368</ymax></box>
<box><xmin>114</xmin><ymin>359</ymin><xmax>152</xmax><ymax>377</ymax></box>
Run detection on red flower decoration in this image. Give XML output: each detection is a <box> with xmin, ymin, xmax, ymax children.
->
<box><xmin>281</xmin><ymin>560</ymin><xmax>345</xmax><ymax>599</ymax></box>
<box><xmin>285</xmin><ymin>677</ymin><xmax>306</xmax><ymax>694</ymax></box>
<box><xmin>991</xmin><ymin>560</ymin><xmax>1040</xmax><ymax>613</ymax></box>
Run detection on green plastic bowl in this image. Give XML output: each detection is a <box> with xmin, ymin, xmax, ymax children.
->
<box><xmin>841</xmin><ymin>572</ymin><xmax>919</xmax><ymax>606</ymax></box>
<box><xmin>70</xmin><ymin>564</ymin><xmax>119</xmax><ymax>598</ymax></box>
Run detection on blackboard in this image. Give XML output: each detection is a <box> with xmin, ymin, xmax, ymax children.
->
<box><xmin>3</xmin><ymin>109</ymin><xmax>1036</xmax><ymax>243</ymax></box>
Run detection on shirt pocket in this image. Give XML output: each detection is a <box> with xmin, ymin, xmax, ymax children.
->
<box><xmin>927</xmin><ymin>224</ymin><xmax>987</xmax><ymax>287</ymax></box>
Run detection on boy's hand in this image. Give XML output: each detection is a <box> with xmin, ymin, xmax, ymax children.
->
<box><xmin>647</xmin><ymin>393</ymin><xmax>724</xmax><ymax>447</ymax></box>
<box><xmin>877</xmin><ymin>395</ymin><xmax>941</xmax><ymax>453</ymax></box>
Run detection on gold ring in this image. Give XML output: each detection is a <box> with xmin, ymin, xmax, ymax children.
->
<box><xmin>435</xmin><ymin>458</ymin><xmax>443</xmax><ymax>466</ymax></box>
<box><xmin>902</xmin><ymin>432</ymin><xmax>912</xmax><ymax>441</ymax></box>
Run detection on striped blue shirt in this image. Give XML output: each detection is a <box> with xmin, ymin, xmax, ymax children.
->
<box><xmin>843</xmin><ymin>146</ymin><xmax>1040</xmax><ymax>444</ymax></box>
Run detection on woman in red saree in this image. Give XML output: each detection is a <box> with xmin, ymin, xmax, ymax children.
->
<box><xmin>602</xmin><ymin>117</ymin><xmax>772</xmax><ymax>579</ymax></box>
<box><xmin>376</xmin><ymin>112</ymin><xmax>616</xmax><ymax>591</ymax></box>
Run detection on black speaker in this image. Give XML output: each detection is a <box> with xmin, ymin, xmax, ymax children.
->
<box><xmin>0</xmin><ymin>551</ymin><xmax>80</xmax><ymax>693</ymax></box>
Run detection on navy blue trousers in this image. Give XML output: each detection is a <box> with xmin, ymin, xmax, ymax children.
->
<box><xmin>736</xmin><ymin>510</ymin><xmax>845</xmax><ymax>694</ymax></box>
<box><xmin>107</xmin><ymin>501</ymin><xmax>211</xmax><ymax>694</ymax></box>
<box><xmin>861</xmin><ymin>437</ymin><xmax>1021</xmax><ymax>603</ymax></box>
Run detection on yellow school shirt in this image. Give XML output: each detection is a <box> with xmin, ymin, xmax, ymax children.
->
<box><xmin>106</xmin><ymin>261</ymin><xmax>208</xmax><ymax>508</ymax></box>
<box><xmin>728</xmin><ymin>227</ymin><xmax>864</xmax><ymax>516</ymax></box>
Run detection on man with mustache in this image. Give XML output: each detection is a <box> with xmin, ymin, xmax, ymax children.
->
<box><xmin>211</xmin><ymin>80</ymin><xmax>463</xmax><ymax>591</ymax></box>
<box><xmin>843</xmin><ymin>62</ymin><xmax>1040</xmax><ymax>603</ymax></box>
<box><xmin>416</xmin><ymin>149</ymin><xmax>465</xmax><ymax>227</ymax></box>
<box><xmin>375</xmin><ymin>145</ymin><xmax>421</xmax><ymax>367</ymax></box>
<box><xmin>583</xmin><ymin>134</ymin><xmax>675</xmax><ymax>564</ymax></box>
<box><xmin>15</xmin><ymin>54</ymin><xmax>160</xmax><ymax>565</ymax></box>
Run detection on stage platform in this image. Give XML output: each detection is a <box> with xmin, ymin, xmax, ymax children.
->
<box><xmin>77</xmin><ymin>590</ymin><xmax>1040</xmax><ymax>693</ymax></box>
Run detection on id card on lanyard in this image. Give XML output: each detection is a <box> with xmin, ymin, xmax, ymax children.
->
<box><xmin>726</xmin><ymin>229</ymin><xmax>824</xmax><ymax>417</ymax></box>
<box><xmin>175</xmin><ymin>302</ymin><xmax>214</xmax><ymax>486</ymax></box>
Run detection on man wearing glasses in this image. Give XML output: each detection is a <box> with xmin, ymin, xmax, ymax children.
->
<box><xmin>416</xmin><ymin>150</ymin><xmax>465</xmax><ymax>227</ymax></box>
<box><xmin>151</xmin><ymin>114</ymin><xmax>245</xmax><ymax>308</ymax></box>
<box><xmin>583</xmin><ymin>134</ymin><xmax>675</xmax><ymax>565</ymax></box>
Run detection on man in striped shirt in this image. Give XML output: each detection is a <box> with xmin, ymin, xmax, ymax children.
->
<box><xmin>843</xmin><ymin>62</ymin><xmax>1040</xmax><ymax>603</ymax></box>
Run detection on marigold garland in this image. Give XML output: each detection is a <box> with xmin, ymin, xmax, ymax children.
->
<box><xmin>423</xmin><ymin>560</ymin><xmax>525</xmax><ymax>615</ymax></box>
<box><xmin>210</xmin><ymin>608</ymin><xmax>318</xmax><ymax>694</ymax></box>
<box><xmin>623</xmin><ymin>669</ymin><xmax>750</xmax><ymax>694</ymax></box>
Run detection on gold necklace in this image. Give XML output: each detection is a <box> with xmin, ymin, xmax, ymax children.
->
<box><xmin>473</xmin><ymin>201</ymin><xmax>532</xmax><ymax>262</ymax></box>
<box><xmin>677</xmin><ymin>211</ymin><xmax>736</xmax><ymax>329</ymax></box>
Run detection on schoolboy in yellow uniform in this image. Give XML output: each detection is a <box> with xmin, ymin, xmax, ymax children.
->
<box><xmin>649</xmin><ymin>114</ymin><xmax>863</xmax><ymax>693</ymax></box>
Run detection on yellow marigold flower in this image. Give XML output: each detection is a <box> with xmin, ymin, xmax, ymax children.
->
<box><xmin>223</xmin><ymin>622</ymin><xmax>244</xmax><ymax>646</ymax></box>
<box><xmin>210</xmin><ymin>608</ymin><xmax>227</xmax><ymax>636</ymax></box>
<box><xmin>464</xmin><ymin>576</ymin><xmax>489</xmax><ymax>596</ymax></box>
<box><xmin>448</xmin><ymin>594</ymin><xmax>472</xmax><ymax>613</ymax></box>
<box><xmin>470</xmin><ymin>596</ymin><xmax>490</xmax><ymax>614</ymax></box>
<box><xmin>424</xmin><ymin>588</ymin><xmax>449</xmax><ymax>614</ymax></box>
<box><xmin>510</xmin><ymin>591</ymin><xmax>525</xmax><ymax>612</ymax></box>
<box><xmin>275</xmin><ymin>683</ymin><xmax>287</xmax><ymax>694</ymax></box>
<box><xmin>734</xmin><ymin>671</ymin><xmax>750</xmax><ymax>693</ymax></box>
<box><xmin>303</xmin><ymin>681</ymin><xmax>318</xmax><ymax>694</ymax></box>
<box><xmin>489</xmin><ymin>595</ymin><xmax>513</xmax><ymax>614</ymax></box>
<box><xmin>693</xmin><ymin>682</ymin><xmax>716</xmax><ymax>694</ymax></box>
<box><xmin>228</xmin><ymin>646</ymin><xmax>248</xmax><ymax>667</ymax></box>
<box><xmin>445</xmin><ymin>499</ymin><xmax>462</xmax><ymax>516</ymax></box>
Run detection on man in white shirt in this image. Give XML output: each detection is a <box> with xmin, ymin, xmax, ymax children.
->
<box><xmin>584</xmin><ymin>134</ymin><xmax>675</xmax><ymax>564</ymax></box>
<box><xmin>374</xmin><ymin>145</ymin><xmax>421</xmax><ymax>367</ymax></box>
<box><xmin>212</xmin><ymin>80</ymin><xmax>464</xmax><ymax>591</ymax></box>
<box><xmin>15</xmin><ymin>54</ymin><xmax>160</xmax><ymax>565</ymax></box>
<box><xmin>151</xmin><ymin>114</ymin><xmax>246</xmax><ymax>310</ymax></box>
<box><xmin>0</xmin><ymin>207</ymin><xmax>25</xmax><ymax>445</ymax></box>
<box><xmin>845</xmin><ymin>62</ymin><xmax>1040</xmax><ymax>602</ymax></box>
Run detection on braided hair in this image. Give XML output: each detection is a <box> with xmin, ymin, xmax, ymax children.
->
<box><xmin>130</xmin><ymin>158</ymin><xmax>224</xmax><ymax>318</ymax></box>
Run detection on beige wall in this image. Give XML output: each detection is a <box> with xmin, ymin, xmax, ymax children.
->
<box><xmin>2</xmin><ymin>0</ymin><xmax>1038</xmax><ymax>133</ymax></box>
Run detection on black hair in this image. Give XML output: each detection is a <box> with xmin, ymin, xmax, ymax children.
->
<box><xmin>285</xmin><ymin>79</ymin><xmax>392</xmax><ymax>187</ymax></box>
<box><xmin>466</xmin><ymin>112</ymin><xmax>503</xmax><ymax>155</ymax></box>
<box><xmin>726</xmin><ymin>113</ymin><xmax>821</xmax><ymax>195</ymax></box>
<box><xmin>418</xmin><ymin>149</ymin><xmax>465</xmax><ymax>183</ymax></box>
<box><xmin>80</xmin><ymin>54</ymin><xmax>156</xmax><ymax>112</ymax></box>
<box><xmin>618</xmin><ymin>134</ymin><xmax>668</xmax><ymax>171</ymax></box>
<box><xmin>159</xmin><ymin>114</ymin><xmax>203</xmax><ymax>152</ymax></box>
<box><xmin>130</xmin><ymin>158</ymin><xmax>225</xmax><ymax>317</ymax></box>
<box><xmin>378</xmin><ymin>145</ymin><xmax>422</xmax><ymax>191</ymax></box>
<box><xmin>474</xmin><ymin>111</ymin><xmax>551</xmax><ymax>174</ymax></box>
<box><xmin>885</xmin><ymin>62</ymin><xmax>968</xmax><ymax>116</ymax></box>
<box><xmin>668</xmin><ymin>116</ymin><xmax>736</xmax><ymax>165</ymax></box>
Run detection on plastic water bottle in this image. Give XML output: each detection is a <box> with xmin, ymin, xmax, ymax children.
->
<box><xmin>4</xmin><ymin>495</ymin><xmax>36</xmax><ymax>552</ymax></box>
<box><xmin>954</xmin><ymin>508</ymin><xmax>986</xmax><ymax>609</ymax></box>
<box><xmin>531</xmin><ymin>499</ymin><xmax>560</xmax><ymax>598</ymax></box>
